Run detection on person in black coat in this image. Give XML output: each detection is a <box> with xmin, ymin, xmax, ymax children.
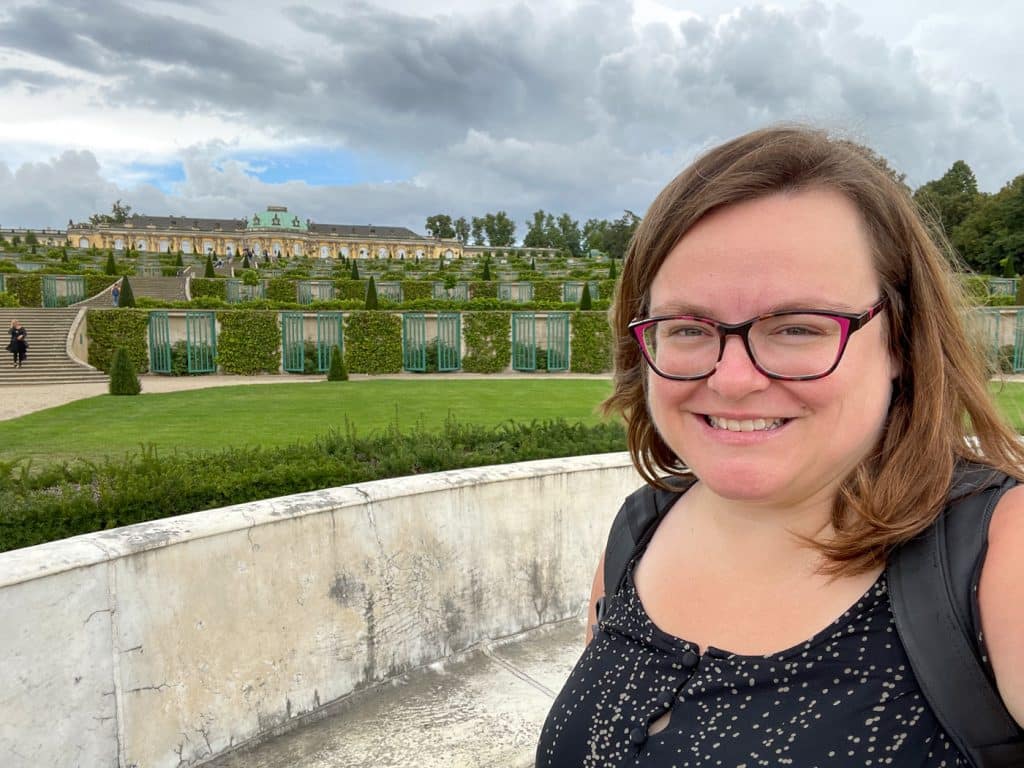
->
<box><xmin>8</xmin><ymin>319</ymin><xmax>27</xmax><ymax>367</ymax></box>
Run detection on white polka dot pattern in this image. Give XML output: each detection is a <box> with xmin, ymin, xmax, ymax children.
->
<box><xmin>537</xmin><ymin>565</ymin><xmax>967</xmax><ymax>767</ymax></box>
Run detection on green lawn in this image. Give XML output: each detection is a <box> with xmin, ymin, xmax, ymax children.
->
<box><xmin>990</xmin><ymin>380</ymin><xmax>1024</xmax><ymax>431</ymax></box>
<box><xmin>0</xmin><ymin>379</ymin><xmax>614</xmax><ymax>464</ymax></box>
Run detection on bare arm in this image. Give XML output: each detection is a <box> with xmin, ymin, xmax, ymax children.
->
<box><xmin>584</xmin><ymin>552</ymin><xmax>605</xmax><ymax>646</ymax></box>
<box><xmin>979</xmin><ymin>484</ymin><xmax>1024</xmax><ymax>727</ymax></box>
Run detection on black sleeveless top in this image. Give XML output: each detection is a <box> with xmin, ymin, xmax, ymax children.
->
<box><xmin>537</xmin><ymin>545</ymin><xmax>970</xmax><ymax>766</ymax></box>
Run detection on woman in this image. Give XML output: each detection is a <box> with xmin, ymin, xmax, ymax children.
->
<box><xmin>8</xmin><ymin>319</ymin><xmax>26</xmax><ymax>368</ymax></box>
<box><xmin>537</xmin><ymin>126</ymin><xmax>1023</xmax><ymax>766</ymax></box>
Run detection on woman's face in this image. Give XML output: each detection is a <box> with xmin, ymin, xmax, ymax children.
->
<box><xmin>645</xmin><ymin>188</ymin><xmax>897</xmax><ymax>509</ymax></box>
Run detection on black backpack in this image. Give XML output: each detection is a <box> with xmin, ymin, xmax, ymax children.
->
<box><xmin>595</xmin><ymin>461</ymin><xmax>1024</xmax><ymax>768</ymax></box>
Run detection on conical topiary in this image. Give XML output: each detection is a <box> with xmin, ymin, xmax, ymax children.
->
<box><xmin>242</xmin><ymin>254</ymin><xmax>251</xmax><ymax>269</ymax></box>
<box><xmin>105</xmin><ymin>250</ymin><xmax>117</xmax><ymax>275</ymax></box>
<box><xmin>109</xmin><ymin>347</ymin><xmax>141</xmax><ymax>395</ymax></box>
<box><xmin>579</xmin><ymin>282</ymin><xmax>593</xmax><ymax>310</ymax></box>
<box><xmin>204</xmin><ymin>253</ymin><xmax>216</xmax><ymax>278</ymax></box>
<box><xmin>481</xmin><ymin>259</ymin><xmax>491</xmax><ymax>280</ymax></box>
<box><xmin>608</xmin><ymin>259</ymin><xmax>617</xmax><ymax>280</ymax></box>
<box><xmin>118</xmin><ymin>276</ymin><xmax>135</xmax><ymax>308</ymax></box>
<box><xmin>350</xmin><ymin>260</ymin><xmax>360</xmax><ymax>280</ymax></box>
<box><xmin>327</xmin><ymin>345</ymin><xmax>348</xmax><ymax>381</ymax></box>
<box><xmin>365</xmin><ymin>275</ymin><xmax>379</xmax><ymax>309</ymax></box>
<box><xmin>174</xmin><ymin>251</ymin><xmax>183</xmax><ymax>267</ymax></box>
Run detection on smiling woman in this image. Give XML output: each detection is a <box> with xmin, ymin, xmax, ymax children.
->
<box><xmin>537</xmin><ymin>125</ymin><xmax>1024</xmax><ymax>768</ymax></box>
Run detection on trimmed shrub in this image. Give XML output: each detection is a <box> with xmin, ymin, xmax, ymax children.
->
<box><xmin>365</xmin><ymin>276</ymin><xmax>379</xmax><ymax>309</ymax></box>
<box><xmin>190</xmin><ymin>278</ymin><xmax>227</xmax><ymax>300</ymax></box>
<box><xmin>204</xmin><ymin>254</ymin><xmax>216</xmax><ymax>278</ymax></box>
<box><xmin>462</xmin><ymin>312</ymin><xmax>511</xmax><ymax>373</ymax></box>
<box><xmin>344</xmin><ymin>312</ymin><xmax>402</xmax><ymax>373</ymax></box>
<box><xmin>350</xmin><ymin>261</ymin><xmax>360</xmax><ymax>280</ymax></box>
<box><xmin>109</xmin><ymin>347</ymin><xmax>141</xmax><ymax>395</ymax></box>
<box><xmin>6</xmin><ymin>275</ymin><xmax>42</xmax><ymax>307</ymax></box>
<box><xmin>608</xmin><ymin>260</ymin><xmax>617</xmax><ymax>280</ymax></box>
<box><xmin>118</xmin><ymin>276</ymin><xmax>136</xmax><ymax>308</ymax></box>
<box><xmin>104</xmin><ymin>251</ymin><xmax>117</xmax><ymax>275</ymax></box>
<box><xmin>0</xmin><ymin>292</ymin><xmax>19</xmax><ymax>307</ymax></box>
<box><xmin>579</xmin><ymin>283</ymin><xmax>593</xmax><ymax>310</ymax></box>
<box><xmin>571</xmin><ymin>311</ymin><xmax>613</xmax><ymax>373</ymax></box>
<box><xmin>327</xmin><ymin>345</ymin><xmax>348</xmax><ymax>381</ymax></box>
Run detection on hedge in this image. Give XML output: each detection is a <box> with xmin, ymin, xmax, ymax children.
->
<box><xmin>85</xmin><ymin>276</ymin><xmax>118</xmax><ymax>299</ymax></box>
<box><xmin>462</xmin><ymin>312</ymin><xmax>511</xmax><ymax>373</ymax></box>
<box><xmin>216</xmin><ymin>310</ymin><xmax>280</xmax><ymax>374</ymax></box>
<box><xmin>344</xmin><ymin>312</ymin><xmax>402</xmax><ymax>373</ymax></box>
<box><xmin>570</xmin><ymin>311</ymin><xmax>613</xmax><ymax>373</ymax></box>
<box><xmin>86</xmin><ymin>309</ymin><xmax>150</xmax><ymax>373</ymax></box>
<box><xmin>191</xmin><ymin>278</ymin><xmax>227</xmax><ymax>300</ymax></box>
<box><xmin>5</xmin><ymin>274</ymin><xmax>41</xmax><ymax>307</ymax></box>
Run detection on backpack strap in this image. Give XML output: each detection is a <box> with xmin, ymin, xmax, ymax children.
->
<box><xmin>595</xmin><ymin>474</ymin><xmax>695</xmax><ymax>624</ymax></box>
<box><xmin>888</xmin><ymin>462</ymin><xmax>1024</xmax><ymax>768</ymax></box>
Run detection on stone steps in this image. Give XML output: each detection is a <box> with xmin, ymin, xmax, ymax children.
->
<box><xmin>0</xmin><ymin>308</ymin><xmax>108</xmax><ymax>385</ymax></box>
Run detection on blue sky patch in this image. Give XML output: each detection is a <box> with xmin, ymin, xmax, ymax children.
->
<box><xmin>230</xmin><ymin>147</ymin><xmax>413</xmax><ymax>186</ymax></box>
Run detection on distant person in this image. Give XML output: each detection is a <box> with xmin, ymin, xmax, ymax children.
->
<box><xmin>7</xmin><ymin>319</ymin><xmax>27</xmax><ymax>367</ymax></box>
<box><xmin>111</xmin><ymin>282</ymin><xmax>120</xmax><ymax>307</ymax></box>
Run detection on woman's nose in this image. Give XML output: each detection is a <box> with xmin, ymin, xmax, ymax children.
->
<box><xmin>705</xmin><ymin>336</ymin><xmax>771</xmax><ymax>397</ymax></box>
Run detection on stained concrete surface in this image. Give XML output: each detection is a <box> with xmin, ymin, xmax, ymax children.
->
<box><xmin>204</xmin><ymin>618</ymin><xmax>585</xmax><ymax>768</ymax></box>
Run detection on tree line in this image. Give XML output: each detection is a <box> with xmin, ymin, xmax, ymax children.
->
<box><xmin>912</xmin><ymin>161</ymin><xmax>1024</xmax><ymax>276</ymax></box>
<box><xmin>424</xmin><ymin>210</ymin><xmax>641</xmax><ymax>260</ymax></box>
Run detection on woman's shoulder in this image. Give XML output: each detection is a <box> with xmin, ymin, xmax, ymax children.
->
<box><xmin>978</xmin><ymin>484</ymin><xmax>1024</xmax><ymax>727</ymax></box>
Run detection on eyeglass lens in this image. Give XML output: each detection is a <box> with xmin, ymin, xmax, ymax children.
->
<box><xmin>642</xmin><ymin>314</ymin><xmax>846</xmax><ymax>378</ymax></box>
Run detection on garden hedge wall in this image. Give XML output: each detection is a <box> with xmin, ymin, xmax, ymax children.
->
<box><xmin>344</xmin><ymin>312</ymin><xmax>403</xmax><ymax>373</ymax></box>
<box><xmin>462</xmin><ymin>312</ymin><xmax>511</xmax><ymax>373</ymax></box>
<box><xmin>87</xmin><ymin>309</ymin><xmax>150</xmax><ymax>373</ymax></box>
<box><xmin>216</xmin><ymin>310</ymin><xmax>280</xmax><ymax>374</ymax></box>
<box><xmin>570</xmin><ymin>311</ymin><xmax>613</xmax><ymax>373</ymax></box>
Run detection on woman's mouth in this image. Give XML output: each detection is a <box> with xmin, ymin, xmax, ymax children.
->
<box><xmin>704</xmin><ymin>415</ymin><xmax>789</xmax><ymax>432</ymax></box>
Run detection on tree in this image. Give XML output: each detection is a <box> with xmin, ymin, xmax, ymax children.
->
<box><xmin>89</xmin><ymin>199</ymin><xmax>132</xmax><ymax>226</ymax></box>
<box><xmin>24</xmin><ymin>231</ymin><xmax>38</xmax><ymax>247</ymax></box>
<box><xmin>557</xmin><ymin>213</ymin><xmax>583</xmax><ymax>258</ymax></box>
<box><xmin>104</xmin><ymin>250</ymin><xmax>117</xmax><ymax>275</ymax></box>
<box><xmin>364</xmin><ymin>275</ymin><xmax>379</xmax><ymax>309</ymax></box>
<box><xmin>454</xmin><ymin>216</ymin><xmax>470</xmax><ymax>244</ymax></box>
<box><xmin>914</xmin><ymin>160</ymin><xmax>981</xmax><ymax>239</ymax></box>
<box><xmin>109</xmin><ymin>348</ymin><xmax>141</xmax><ymax>395</ymax></box>
<box><xmin>579</xmin><ymin>282</ymin><xmax>593</xmax><ymax>310</ymax></box>
<box><xmin>481</xmin><ymin>259</ymin><xmax>492</xmax><ymax>280</ymax></box>
<box><xmin>425</xmin><ymin>214</ymin><xmax>456</xmax><ymax>239</ymax></box>
<box><xmin>952</xmin><ymin>175</ymin><xmax>1024</xmax><ymax>273</ymax></box>
<box><xmin>603</xmin><ymin>210</ymin><xmax>641</xmax><ymax>260</ymax></box>
<box><xmin>350</xmin><ymin>260</ymin><xmax>360</xmax><ymax>280</ymax></box>
<box><xmin>470</xmin><ymin>217</ymin><xmax>486</xmax><ymax>245</ymax></box>
<box><xmin>118</xmin><ymin>276</ymin><xmax>135</xmax><ymax>308</ymax></box>
<box><xmin>583</xmin><ymin>218</ymin><xmax>608</xmax><ymax>254</ymax></box>
<box><xmin>608</xmin><ymin>259</ymin><xmax>617</xmax><ymax>280</ymax></box>
<box><xmin>483</xmin><ymin>211</ymin><xmax>516</xmax><ymax>247</ymax></box>
<box><xmin>524</xmin><ymin>210</ymin><xmax>554</xmax><ymax>248</ymax></box>
<box><xmin>174</xmin><ymin>251</ymin><xmax>183</xmax><ymax>267</ymax></box>
<box><xmin>204</xmin><ymin>254</ymin><xmax>215</xmax><ymax>278</ymax></box>
<box><xmin>327</xmin><ymin>345</ymin><xmax>348</xmax><ymax>381</ymax></box>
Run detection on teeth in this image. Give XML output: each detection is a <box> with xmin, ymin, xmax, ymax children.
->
<box><xmin>707</xmin><ymin>416</ymin><xmax>785</xmax><ymax>432</ymax></box>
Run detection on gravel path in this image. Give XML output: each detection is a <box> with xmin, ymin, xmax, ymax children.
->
<box><xmin>0</xmin><ymin>372</ymin><xmax>612</xmax><ymax>422</ymax></box>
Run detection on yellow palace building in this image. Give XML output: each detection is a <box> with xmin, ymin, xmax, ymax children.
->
<box><xmin>67</xmin><ymin>205</ymin><xmax>464</xmax><ymax>261</ymax></box>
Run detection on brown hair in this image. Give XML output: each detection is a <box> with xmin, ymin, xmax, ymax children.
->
<box><xmin>604</xmin><ymin>124</ymin><xmax>1024</xmax><ymax>575</ymax></box>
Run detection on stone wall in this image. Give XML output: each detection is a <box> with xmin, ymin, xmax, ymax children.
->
<box><xmin>0</xmin><ymin>453</ymin><xmax>640</xmax><ymax>768</ymax></box>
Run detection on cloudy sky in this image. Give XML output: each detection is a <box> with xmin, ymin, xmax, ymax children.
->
<box><xmin>0</xmin><ymin>0</ymin><xmax>1020</xmax><ymax>235</ymax></box>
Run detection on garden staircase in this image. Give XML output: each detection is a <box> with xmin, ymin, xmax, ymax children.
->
<box><xmin>124</xmin><ymin>276</ymin><xmax>188</xmax><ymax>302</ymax></box>
<box><xmin>0</xmin><ymin>308</ymin><xmax>108</xmax><ymax>385</ymax></box>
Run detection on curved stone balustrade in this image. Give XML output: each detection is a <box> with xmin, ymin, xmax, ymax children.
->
<box><xmin>0</xmin><ymin>453</ymin><xmax>640</xmax><ymax>768</ymax></box>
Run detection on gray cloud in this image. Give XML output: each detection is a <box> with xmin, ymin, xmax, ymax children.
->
<box><xmin>0</xmin><ymin>0</ymin><xmax>1022</xmax><ymax>230</ymax></box>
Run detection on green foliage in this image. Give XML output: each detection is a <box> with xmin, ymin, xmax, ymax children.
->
<box><xmin>350</xmin><ymin>260</ymin><xmax>360</xmax><ymax>280</ymax></box>
<box><xmin>1015</xmin><ymin>279</ymin><xmax>1024</xmax><ymax>307</ymax></box>
<box><xmin>327</xmin><ymin>345</ymin><xmax>348</xmax><ymax>381</ymax></box>
<box><xmin>344</xmin><ymin>312</ymin><xmax>402</xmax><ymax>373</ymax></box>
<box><xmin>109</xmin><ymin>347</ymin><xmax>141</xmax><ymax>395</ymax></box>
<box><xmin>118</xmin><ymin>276</ymin><xmax>135</xmax><ymax>307</ymax></box>
<box><xmin>425</xmin><ymin>214</ymin><xmax>456</xmax><ymax>239</ymax></box>
<box><xmin>608</xmin><ymin>259</ymin><xmax>617</xmax><ymax>280</ymax></box>
<box><xmin>241</xmin><ymin>269</ymin><xmax>259</xmax><ymax>286</ymax></box>
<box><xmin>997</xmin><ymin>344</ymin><xmax>1017</xmax><ymax>374</ymax></box>
<box><xmin>215</xmin><ymin>311</ymin><xmax>280</xmax><ymax>374</ymax></box>
<box><xmin>174</xmin><ymin>251</ymin><xmax>183</xmax><ymax>267</ymax></box>
<box><xmin>85</xmin><ymin>276</ymin><xmax>118</xmax><ymax>299</ymax></box>
<box><xmin>0</xmin><ymin>292</ymin><xmax>18</xmax><ymax>307</ymax></box>
<box><xmin>6</xmin><ymin>275</ymin><xmax>41</xmax><ymax>307</ymax></box>
<box><xmin>1003</xmin><ymin>255</ymin><xmax>1017</xmax><ymax>278</ymax></box>
<box><xmin>578</xmin><ymin>283</ymin><xmax>593</xmax><ymax>310</ymax></box>
<box><xmin>87</xmin><ymin>309</ymin><xmax>149</xmax><ymax>373</ymax></box>
<box><xmin>962</xmin><ymin>275</ymin><xmax>989</xmax><ymax>304</ymax></box>
<box><xmin>987</xmin><ymin>295</ymin><xmax>1015</xmax><ymax>307</ymax></box>
<box><xmin>204</xmin><ymin>253</ymin><xmax>216</xmax><ymax>278</ymax></box>
<box><xmin>333</xmin><ymin>280</ymin><xmax>368</xmax><ymax>300</ymax></box>
<box><xmin>571</xmin><ymin>311</ymin><xmax>613</xmax><ymax>373</ymax></box>
<box><xmin>104</xmin><ymin>250</ymin><xmax>117</xmax><ymax>275</ymax></box>
<box><xmin>266</xmin><ymin>277</ymin><xmax>294</xmax><ymax>302</ymax></box>
<box><xmin>914</xmin><ymin>160</ymin><xmax>980</xmax><ymax>240</ymax></box>
<box><xmin>462</xmin><ymin>312</ymin><xmax>511</xmax><ymax>373</ymax></box>
<box><xmin>364</xmin><ymin>275</ymin><xmax>379</xmax><ymax>309</ymax></box>
<box><xmin>190</xmin><ymin>278</ymin><xmax>227</xmax><ymax>300</ymax></box>
<box><xmin>0</xmin><ymin>418</ymin><xmax>625</xmax><ymax>552</ymax></box>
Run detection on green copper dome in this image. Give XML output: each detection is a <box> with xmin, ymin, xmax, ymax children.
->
<box><xmin>249</xmin><ymin>206</ymin><xmax>308</xmax><ymax>231</ymax></box>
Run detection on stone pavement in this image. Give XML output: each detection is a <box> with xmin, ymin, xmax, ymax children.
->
<box><xmin>204</xmin><ymin>618</ymin><xmax>584</xmax><ymax>768</ymax></box>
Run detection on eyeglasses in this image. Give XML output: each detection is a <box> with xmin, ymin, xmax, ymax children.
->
<box><xmin>628</xmin><ymin>298</ymin><xmax>887</xmax><ymax>381</ymax></box>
